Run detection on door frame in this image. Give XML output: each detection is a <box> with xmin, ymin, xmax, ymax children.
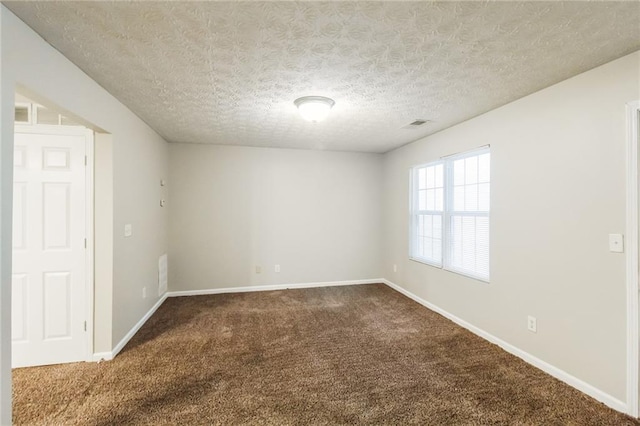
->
<box><xmin>13</xmin><ymin>124</ymin><xmax>95</xmax><ymax>363</ymax></box>
<box><xmin>626</xmin><ymin>100</ymin><xmax>640</xmax><ymax>418</ymax></box>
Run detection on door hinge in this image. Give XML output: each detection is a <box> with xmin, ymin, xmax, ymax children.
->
<box><xmin>84</xmin><ymin>321</ymin><xmax>87</xmax><ymax>332</ymax></box>
<box><xmin>84</xmin><ymin>238</ymin><xmax>87</xmax><ymax>249</ymax></box>
<box><xmin>84</xmin><ymin>155</ymin><xmax>87</xmax><ymax>166</ymax></box>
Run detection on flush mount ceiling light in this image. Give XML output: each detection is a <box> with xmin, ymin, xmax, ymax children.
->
<box><xmin>294</xmin><ymin>96</ymin><xmax>335</xmax><ymax>123</ymax></box>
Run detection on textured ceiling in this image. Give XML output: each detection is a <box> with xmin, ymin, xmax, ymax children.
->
<box><xmin>5</xmin><ymin>1</ymin><xmax>640</xmax><ymax>153</ymax></box>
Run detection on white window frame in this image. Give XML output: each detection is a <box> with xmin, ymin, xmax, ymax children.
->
<box><xmin>409</xmin><ymin>161</ymin><xmax>445</xmax><ymax>268</ymax></box>
<box><xmin>14</xmin><ymin>102</ymin><xmax>32</xmax><ymax>125</ymax></box>
<box><xmin>410</xmin><ymin>146</ymin><xmax>490</xmax><ymax>282</ymax></box>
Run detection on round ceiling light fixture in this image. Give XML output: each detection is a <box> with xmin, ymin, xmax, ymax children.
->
<box><xmin>294</xmin><ymin>96</ymin><xmax>335</xmax><ymax>123</ymax></box>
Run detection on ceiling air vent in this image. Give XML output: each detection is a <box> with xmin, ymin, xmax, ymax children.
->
<box><xmin>402</xmin><ymin>119</ymin><xmax>430</xmax><ymax>129</ymax></box>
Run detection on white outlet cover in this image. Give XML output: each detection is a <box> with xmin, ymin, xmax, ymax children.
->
<box><xmin>275</xmin><ymin>264</ymin><xmax>281</xmax><ymax>273</ymax></box>
<box><xmin>527</xmin><ymin>315</ymin><xmax>537</xmax><ymax>333</ymax></box>
<box><xmin>608</xmin><ymin>234</ymin><xmax>624</xmax><ymax>253</ymax></box>
<box><xmin>124</xmin><ymin>224</ymin><xmax>132</xmax><ymax>237</ymax></box>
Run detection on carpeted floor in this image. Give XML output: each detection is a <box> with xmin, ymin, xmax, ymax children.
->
<box><xmin>13</xmin><ymin>284</ymin><xmax>640</xmax><ymax>425</ymax></box>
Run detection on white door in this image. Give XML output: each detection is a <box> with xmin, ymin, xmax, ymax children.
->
<box><xmin>12</xmin><ymin>127</ymin><xmax>91</xmax><ymax>368</ymax></box>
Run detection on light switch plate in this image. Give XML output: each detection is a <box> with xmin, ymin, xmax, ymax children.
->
<box><xmin>609</xmin><ymin>234</ymin><xmax>623</xmax><ymax>253</ymax></box>
<box><xmin>124</xmin><ymin>224</ymin><xmax>132</xmax><ymax>237</ymax></box>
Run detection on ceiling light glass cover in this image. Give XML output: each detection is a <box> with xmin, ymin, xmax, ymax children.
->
<box><xmin>294</xmin><ymin>96</ymin><xmax>335</xmax><ymax>122</ymax></box>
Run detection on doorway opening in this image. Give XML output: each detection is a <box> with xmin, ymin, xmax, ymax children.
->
<box><xmin>11</xmin><ymin>92</ymin><xmax>94</xmax><ymax>368</ymax></box>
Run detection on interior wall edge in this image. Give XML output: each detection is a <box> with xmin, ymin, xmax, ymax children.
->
<box><xmin>0</xmin><ymin>5</ymin><xmax>13</xmax><ymax>423</ymax></box>
<box><xmin>1</xmin><ymin>5</ymin><xmax>170</xmax><ymax>378</ymax></box>
<box><xmin>108</xmin><ymin>293</ymin><xmax>168</xmax><ymax>361</ymax></box>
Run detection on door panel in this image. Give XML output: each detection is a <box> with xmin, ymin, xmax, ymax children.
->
<box><xmin>43</xmin><ymin>183</ymin><xmax>71</xmax><ymax>250</ymax></box>
<box><xmin>12</xmin><ymin>129</ymin><xmax>89</xmax><ymax>368</ymax></box>
<box><xmin>12</xmin><ymin>183</ymin><xmax>27</xmax><ymax>250</ymax></box>
<box><xmin>11</xmin><ymin>274</ymin><xmax>28</xmax><ymax>342</ymax></box>
<box><xmin>43</xmin><ymin>272</ymin><xmax>72</xmax><ymax>340</ymax></box>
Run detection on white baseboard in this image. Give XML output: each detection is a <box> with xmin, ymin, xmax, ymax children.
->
<box><xmin>381</xmin><ymin>279</ymin><xmax>628</xmax><ymax>415</ymax></box>
<box><xmin>91</xmin><ymin>351</ymin><xmax>113</xmax><ymax>362</ymax></box>
<box><xmin>92</xmin><ymin>292</ymin><xmax>168</xmax><ymax>362</ymax></box>
<box><xmin>94</xmin><ymin>280</ymin><xmax>382</xmax><ymax>361</ymax></box>
<box><xmin>93</xmin><ymin>278</ymin><xmax>628</xmax><ymax>415</ymax></box>
<box><xmin>166</xmin><ymin>278</ymin><xmax>383</xmax><ymax>297</ymax></box>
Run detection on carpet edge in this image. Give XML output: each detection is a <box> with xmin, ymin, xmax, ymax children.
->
<box><xmin>165</xmin><ymin>278</ymin><xmax>384</xmax><ymax>297</ymax></box>
<box><xmin>381</xmin><ymin>278</ymin><xmax>629</xmax><ymax>416</ymax></box>
<box><xmin>94</xmin><ymin>293</ymin><xmax>169</xmax><ymax>362</ymax></box>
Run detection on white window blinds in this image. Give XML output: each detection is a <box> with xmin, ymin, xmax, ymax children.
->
<box><xmin>410</xmin><ymin>147</ymin><xmax>490</xmax><ymax>281</ymax></box>
<box><xmin>411</xmin><ymin>162</ymin><xmax>444</xmax><ymax>266</ymax></box>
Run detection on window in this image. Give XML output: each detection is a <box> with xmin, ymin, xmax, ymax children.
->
<box><xmin>36</xmin><ymin>105</ymin><xmax>60</xmax><ymax>125</ymax></box>
<box><xmin>14</xmin><ymin>102</ymin><xmax>81</xmax><ymax>127</ymax></box>
<box><xmin>14</xmin><ymin>104</ymin><xmax>31</xmax><ymax>124</ymax></box>
<box><xmin>410</xmin><ymin>147</ymin><xmax>490</xmax><ymax>281</ymax></box>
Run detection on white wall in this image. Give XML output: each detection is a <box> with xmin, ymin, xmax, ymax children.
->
<box><xmin>94</xmin><ymin>133</ymin><xmax>113</xmax><ymax>354</ymax></box>
<box><xmin>169</xmin><ymin>144</ymin><xmax>382</xmax><ymax>290</ymax></box>
<box><xmin>382</xmin><ymin>51</ymin><xmax>640</xmax><ymax>404</ymax></box>
<box><xmin>0</xmin><ymin>7</ymin><xmax>12</xmax><ymax>424</ymax></box>
<box><xmin>0</xmin><ymin>6</ymin><xmax>169</xmax><ymax>418</ymax></box>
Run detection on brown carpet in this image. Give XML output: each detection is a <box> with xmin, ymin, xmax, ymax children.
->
<box><xmin>13</xmin><ymin>284</ymin><xmax>639</xmax><ymax>425</ymax></box>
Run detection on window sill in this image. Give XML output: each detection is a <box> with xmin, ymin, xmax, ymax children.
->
<box><xmin>409</xmin><ymin>257</ymin><xmax>442</xmax><ymax>269</ymax></box>
<box><xmin>408</xmin><ymin>257</ymin><xmax>490</xmax><ymax>284</ymax></box>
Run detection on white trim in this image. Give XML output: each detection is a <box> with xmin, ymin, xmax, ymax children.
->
<box><xmin>107</xmin><ymin>293</ymin><xmax>168</xmax><ymax>359</ymax></box>
<box><xmin>381</xmin><ymin>279</ymin><xmax>628</xmax><ymax>414</ymax></box>
<box><xmin>97</xmin><ymin>279</ymin><xmax>382</xmax><ymax>361</ymax></box>
<box><xmin>84</xmin><ymin>129</ymin><xmax>95</xmax><ymax>363</ymax></box>
<box><xmin>166</xmin><ymin>279</ymin><xmax>382</xmax><ymax>297</ymax></box>
<box><xmin>13</xmin><ymin>123</ymin><xmax>89</xmax><ymax>136</ymax></box>
<box><xmin>626</xmin><ymin>100</ymin><xmax>640</xmax><ymax>418</ymax></box>
<box><xmin>91</xmin><ymin>351</ymin><xmax>112</xmax><ymax>362</ymax></box>
<box><xmin>440</xmin><ymin>144</ymin><xmax>491</xmax><ymax>160</ymax></box>
<box><xmin>89</xmin><ymin>275</ymin><xmax>632</xmax><ymax>415</ymax></box>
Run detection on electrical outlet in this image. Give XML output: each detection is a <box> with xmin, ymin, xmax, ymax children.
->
<box><xmin>527</xmin><ymin>316</ymin><xmax>537</xmax><ymax>333</ymax></box>
<box><xmin>124</xmin><ymin>224</ymin><xmax>132</xmax><ymax>237</ymax></box>
<box><xmin>609</xmin><ymin>234</ymin><xmax>624</xmax><ymax>253</ymax></box>
<box><xmin>275</xmin><ymin>264</ymin><xmax>281</xmax><ymax>273</ymax></box>
<box><xmin>393</xmin><ymin>264</ymin><xmax>397</xmax><ymax>273</ymax></box>
<box><xmin>142</xmin><ymin>287</ymin><xmax>147</xmax><ymax>299</ymax></box>
<box><xmin>255</xmin><ymin>266</ymin><xmax>261</xmax><ymax>274</ymax></box>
